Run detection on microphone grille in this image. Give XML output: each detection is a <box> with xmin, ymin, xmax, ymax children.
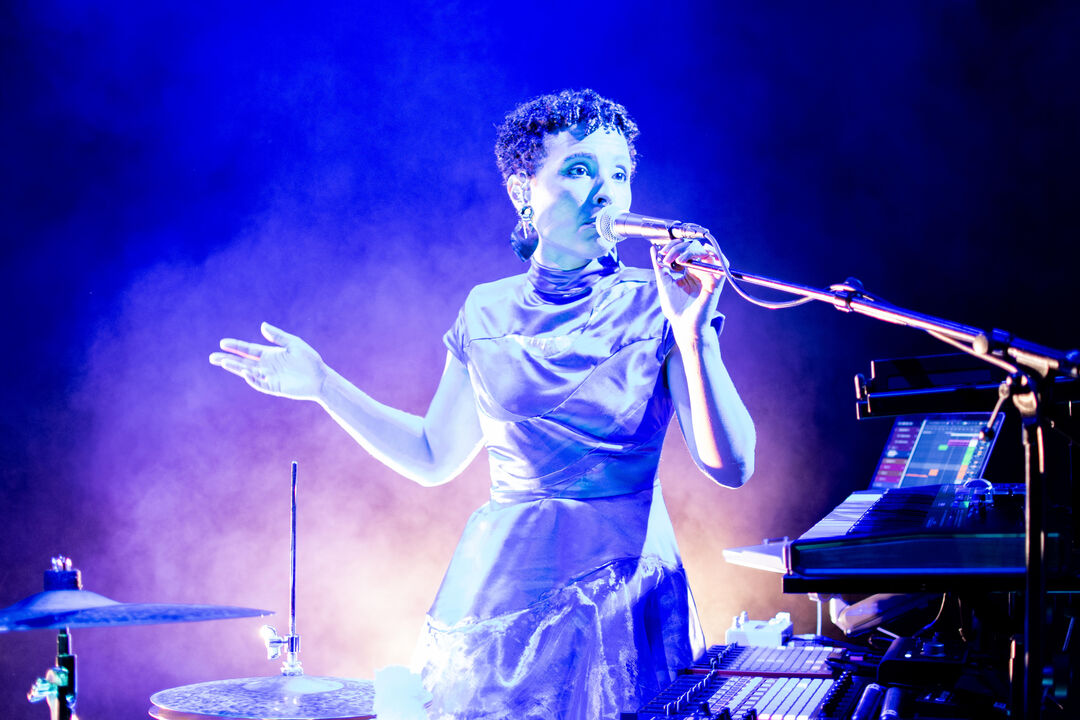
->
<box><xmin>595</xmin><ymin>206</ymin><xmax>622</xmax><ymax>244</ymax></box>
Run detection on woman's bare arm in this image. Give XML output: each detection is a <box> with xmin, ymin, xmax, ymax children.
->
<box><xmin>652</xmin><ymin>245</ymin><xmax>756</xmax><ymax>488</ymax></box>
<box><xmin>210</xmin><ymin>322</ymin><xmax>484</xmax><ymax>486</ymax></box>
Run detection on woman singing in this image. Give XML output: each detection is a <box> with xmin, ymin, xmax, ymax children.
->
<box><xmin>210</xmin><ymin>89</ymin><xmax>755</xmax><ymax>719</ymax></box>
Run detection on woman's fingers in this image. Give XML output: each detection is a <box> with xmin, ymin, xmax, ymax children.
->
<box><xmin>210</xmin><ymin>323</ymin><xmax>324</xmax><ymax>400</ymax></box>
<box><xmin>209</xmin><ymin>349</ymin><xmax>279</xmax><ymax>391</ymax></box>
<box><xmin>653</xmin><ymin>243</ymin><xmax>721</xmax><ymax>297</ymax></box>
<box><xmin>654</xmin><ymin>239</ymin><xmax>727</xmax><ymax>293</ymax></box>
<box><xmin>212</xmin><ymin>322</ymin><xmax>296</xmax><ymax>362</ymax></box>
<box><xmin>210</xmin><ymin>353</ymin><xmax>275</xmax><ymax>391</ymax></box>
<box><xmin>655</xmin><ymin>240</ymin><xmax>714</xmax><ymax>269</ymax></box>
<box><xmin>209</xmin><ymin>354</ymin><xmax>253</xmax><ymax>376</ymax></box>
<box><xmin>663</xmin><ymin>240</ymin><xmax>720</xmax><ymax>266</ymax></box>
<box><xmin>211</xmin><ymin>322</ymin><xmax>295</xmax><ymax>362</ymax></box>
<box><xmin>261</xmin><ymin>321</ymin><xmax>295</xmax><ymax>346</ymax></box>
<box><xmin>220</xmin><ymin>339</ymin><xmax>268</xmax><ymax>360</ymax></box>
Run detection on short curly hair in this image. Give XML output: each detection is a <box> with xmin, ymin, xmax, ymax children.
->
<box><xmin>494</xmin><ymin>89</ymin><xmax>639</xmax><ymax>181</ymax></box>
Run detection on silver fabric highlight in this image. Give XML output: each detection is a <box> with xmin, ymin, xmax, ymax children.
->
<box><xmin>414</xmin><ymin>254</ymin><xmax>706</xmax><ymax>718</ymax></box>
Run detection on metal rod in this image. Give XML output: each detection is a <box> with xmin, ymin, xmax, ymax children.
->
<box><xmin>290</xmin><ymin>461</ymin><xmax>297</xmax><ymax>639</ymax></box>
<box><xmin>1024</xmin><ymin>422</ymin><xmax>1046</xmax><ymax>720</ymax></box>
<box><xmin>677</xmin><ymin>259</ymin><xmax>1077</xmax><ymax>377</ymax></box>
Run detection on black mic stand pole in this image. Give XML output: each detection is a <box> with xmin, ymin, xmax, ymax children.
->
<box><xmin>675</xmin><ymin>256</ymin><xmax>1078</xmax><ymax>720</ymax></box>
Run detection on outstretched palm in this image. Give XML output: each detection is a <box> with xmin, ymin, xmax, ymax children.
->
<box><xmin>209</xmin><ymin>322</ymin><xmax>326</xmax><ymax>401</ymax></box>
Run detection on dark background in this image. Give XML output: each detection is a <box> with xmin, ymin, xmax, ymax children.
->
<box><xmin>2</xmin><ymin>1</ymin><xmax>1077</xmax><ymax>717</ymax></box>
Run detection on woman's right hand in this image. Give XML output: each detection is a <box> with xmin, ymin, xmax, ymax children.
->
<box><xmin>209</xmin><ymin>322</ymin><xmax>327</xmax><ymax>401</ymax></box>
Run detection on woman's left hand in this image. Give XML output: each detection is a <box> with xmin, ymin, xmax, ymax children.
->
<box><xmin>650</xmin><ymin>238</ymin><xmax>726</xmax><ymax>341</ymax></box>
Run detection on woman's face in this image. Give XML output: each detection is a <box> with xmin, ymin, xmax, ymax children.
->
<box><xmin>515</xmin><ymin>126</ymin><xmax>633</xmax><ymax>270</ymax></box>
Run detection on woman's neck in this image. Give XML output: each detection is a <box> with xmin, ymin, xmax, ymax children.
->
<box><xmin>532</xmin><ymin>242</ymin><xmax>601</xmax><ymax>271</ymax></box>
<box><xmin>526</xmin><ymin>252</ymin><xmax>620</xmax><ymax>301</ymax></box>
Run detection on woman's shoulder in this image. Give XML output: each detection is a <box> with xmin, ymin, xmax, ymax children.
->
<box><xmin>460</xmin><ymin>271</ymin><xmax>529</xmax><ymax>309</ymax></box>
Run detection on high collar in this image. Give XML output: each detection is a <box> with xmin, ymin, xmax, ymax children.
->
<box><xmin>526</xmin><ymin>252</ymin><xmax>620</xmax><ymax>301</ymax></box>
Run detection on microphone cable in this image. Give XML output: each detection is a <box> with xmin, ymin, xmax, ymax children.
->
<box><xmin>699</xmin><ymin>230</ymin><xmax>815</xmax><ymax>310</ymax></box>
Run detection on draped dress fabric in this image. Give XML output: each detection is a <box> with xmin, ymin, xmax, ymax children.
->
<box><xmin>413</xmin><ymin>253</ymin><xmax>707</xmax><ymax>719</ymax></box>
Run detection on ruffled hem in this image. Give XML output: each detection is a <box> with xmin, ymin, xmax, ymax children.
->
<box><xmin>413</xmin><ymin>556</ymin><xmax>704</xmax><ymax>720</ymax></box>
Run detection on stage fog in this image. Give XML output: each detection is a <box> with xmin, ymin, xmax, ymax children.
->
<box><xmin>2</xmin><ymin>2</ymin><xmax>1077</xmax><ymax>717</ymax></box>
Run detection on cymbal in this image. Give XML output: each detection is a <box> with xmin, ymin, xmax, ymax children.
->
<box><xmin>0</xmin><ymin>588</ymin><xmax>271</xmax><ymax>632</ymax></box>
<box><xmin>150</xmin><ymin>676</ymin><xmax>375</xmax><ymax>720</ymax></box>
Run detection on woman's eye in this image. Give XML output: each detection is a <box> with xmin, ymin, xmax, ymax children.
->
<box><xmin>566</xmin><ymin>164</ymin><xmax>590</xmax><ymax>177</ymax></box>
<box><xmin>612</xmin><ymin>170</ymin><xmax>627</xmax><ymax>182</ymax></box>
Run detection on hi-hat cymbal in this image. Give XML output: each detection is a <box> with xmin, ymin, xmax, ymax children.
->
<box><xmin>149</xmin><ymin>676</ymin><xmax>375</xmax><ymax>720</ymax></box>
<box><xmin>0</xmin><ymin>588</ymin><xmax>271</xmax><ymax>632</ymax></box>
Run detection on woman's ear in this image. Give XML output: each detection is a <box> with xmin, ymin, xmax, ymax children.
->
<box><xmin>506</xmin><ymin>172</ymin><xmax>529</xmax><ymax>211</ymax></box>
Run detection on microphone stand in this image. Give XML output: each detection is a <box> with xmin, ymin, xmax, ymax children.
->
<box><xmin>676</xmin><ymin>258</ymin><xmax>1077</xmax><ymax>379</ymax></box>
<box><xmin>676</xmin><ymin>256</ymin><xmax>1078</xmax><ymax>720</ymax></box>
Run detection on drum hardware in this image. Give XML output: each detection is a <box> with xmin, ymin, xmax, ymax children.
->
<box><xmin>149</xmin><ymin>462</ymin><xmax>378</xmax><ymax>719</ymax></box>
<box><xmin>260</xmin><ymin>461</ymin><xmax>304</xmax><ymax>677</ymax></box>
<box><xmin>0</xmin><ymin>554</ymin><xmax>272</xmax><ymax>720</ymax></box>
<box><xmin>260</xmin><ymin>624</ymin><xmax>302</xmax><ymax>674</ymax></box>
<box><xmin>27</xmin><ymin>645</ymin><xmax>75</xmax><ymax>718</ymax></box>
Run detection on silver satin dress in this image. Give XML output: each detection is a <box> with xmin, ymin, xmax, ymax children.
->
<box><xmin>414</xmin><ymin>253</ymin><xmax>707</xmax><ymax>719</ymax></box>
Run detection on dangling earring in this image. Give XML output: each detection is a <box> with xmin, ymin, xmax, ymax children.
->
<box><xmin>510</xmin><ymin>204</ymin><xmax>538</xmax><ymax>261</ymax></box>
<box><xmin>509</xmin><ymin>174</ymin><xmax>539</xmax><ymax>261</ymax></box>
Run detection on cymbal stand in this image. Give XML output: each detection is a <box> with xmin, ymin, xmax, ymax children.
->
<box><xmin>673</xmin><ymin>250</ymin><xmax>1077</xmax><ymax>719</ymax></box>
<box><xmin>261</xmin><ymin>461</ymin><xmax>303</xmax><ymax>676</ymax></box>
<box><xmin>27</xmin><ymin>628</ymin><xmax>77</xmax><ymax>720</ymax></box>
<box><xmin>27</xmin><ymin>558</ymin><xmax>80</xmax><ymax>720</ymax></box>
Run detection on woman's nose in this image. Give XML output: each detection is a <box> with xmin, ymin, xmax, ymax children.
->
<box><xmin>593</xmin><ymin>178</ymin><xmax>612</xmax><ymax>207</ymax></box>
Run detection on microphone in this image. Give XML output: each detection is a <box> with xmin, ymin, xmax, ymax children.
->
<box><xmin>595</xmin><ymin>206</ymin><xmax>710</xmax><ymax>245</ymax></box>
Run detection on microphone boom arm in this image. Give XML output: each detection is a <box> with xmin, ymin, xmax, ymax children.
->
<box><xmin>673</xmin><ymin>257</ymin><xmax>1077</xmax><ymax>380</ymax></box>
